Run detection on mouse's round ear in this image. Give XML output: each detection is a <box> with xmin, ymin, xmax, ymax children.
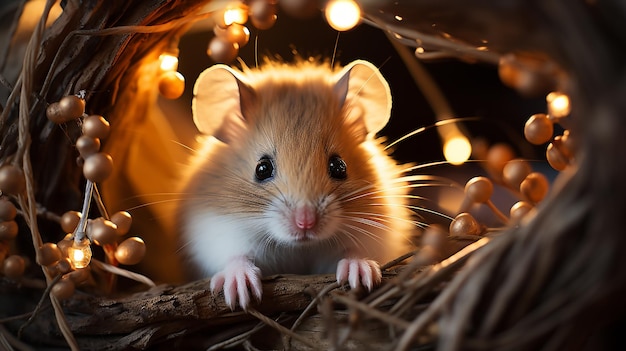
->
<box><xmin>192</xmin><ymin>65</ymin><xmax>251</xmax><ymax>142</ymax></box>
<box><xmin>334</xmin><ymin>60</ymin><xmax>392</xmax><ymax>135</ymax></box>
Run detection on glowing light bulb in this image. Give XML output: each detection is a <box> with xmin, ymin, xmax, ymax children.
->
<box><xmin>68</xmin><ymin>238</ymin><xmax>92</xmax><ymax>269</ymax></box>
<box><xmin>444</xmin><ymin>136</ymin><xmax>472</xmax><ymax>165</ymax></box>
<box><xmin>325</xmin><ymin>0</ymin><xmax>361</xmax><ymax>31</ymax></box>
<box><xmin>223</xmin><ymin>6</ymin><xmax>248</xmax><ymax>26</ymax></box>
<box><xmin>159</xmin><ymin>52</ymin><xmax>179</xmax><ymax>72</ymax></box>
<box><xmin>546</xmin><ymin>91</ymin><xmax>570</xmax><ymax>118</ymax></box>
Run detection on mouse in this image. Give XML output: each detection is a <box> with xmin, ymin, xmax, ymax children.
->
<box><xmin>178</xmin><ymin>58</ymin><xmax>415</xmax><ymax>310</ymax></box>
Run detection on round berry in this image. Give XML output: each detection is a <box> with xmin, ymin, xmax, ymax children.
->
<box><xmin>111</xmin><ymin>211</ymin><xmax>132</xmax><ymax>236</ymax></box>
<box><xmin>0</xmin><ymin>164</ymin><xmax>26</xmax><ymax>195</ymax></box>
<box><xmin>3</xmin><ymin>255</ymin><xmax>26</xmax><ymax>279</ymax></box>
<box><xmin>60</xmin><ymin>211</ymin><xmax>81</xmax><ymax>233</ymax></box>
<box><xmin>464</xmin><ymin>177</ymin><xmax>493</xmax><ymax>204</ymax></box>
<box><xmin>502</xmin><ymin>159</ymin><xmax>532</xmax><ymax>189</ymax></box>
<box><xmin>510</xmin><ymin>201</ymin><xmax>534</xmax><ymax>222</ymax></box>
<box><xmin>520</xmin><ymin>172</ymin><xmax>550</xmax><ymax>204</ymax></box>
<box><xmin>0</xmin><ymin>221</ymin><xmax>18</xmax><ymax>240</ymax></box>
<box><xmin>207</xmin><ymin>36</ymin><xmax>239</xmax><ymax>63</ymax></box>
<box><xmin>83</xmin><ymin>153</ymin><xmax>113</xmax><ymax>182</ymax></box>
<box><xmin>115</xmin><ymin>237</ymin><xmax>146</xmax><ymax>265</ymax></box>
<box><xmin>250</xmin><ymin>0</ymin><xmax>277</xmax><ymax>29</ymax></box>
<box><xmin>47</xmin><ymin>95</ymin><xmax>85</xmax><ymax>123</ymax></box>
<box><xmin>0</xmin><ymin>198</ymin><xmax>17</xmax><ymax>221</ymax></box>
<box><xmin>449</xmin><ymin>213</ymin><xmax>481</xmax><ymax>236</ymax></box>
<box><xmin>50</xmin><ymin>276</ymin><xmax>75</xmax><ymax>300</ymax></box>
<box><xmin>55</xmin><ymin>258</ymin><xmax>73</xmax><ymax>275</ymax></box>
<box><xmin>82</xmin><ymin>115</ymin><xmax>110</xmax><ymax>139</ymax></box>
<box><xmin>38</xmin><ymin>242</ymin><xmax>63</xmax><ymax>266</ymax></box>
<box><xmin>486</xmin><ymin>143</ymin><xmax>515</xmax><ymax>175</ymax></box>
<box><xmin>76</xmin><ymin>136</ymin><xmax>101</xmax><ymax>158</ymax></box>
<box><xmin>88</xmin><ymin>217</ymin><xmax>118</xmax><ymax>246</ymax></box>
<box><xmin>46</xmin><ymin>97</ymin><xmax>84</xmax><ymax>124</ymax></box>
<box><xmin>546</xmin><ymin>142</ymin><xmax>568</xmax><ymax>171</ymax></box>
<box><xmin>158</xmin><ymin>71</ymin><xmax>185</xmax><ymax>100</ymax></box>
<box><xmin>524</xmin><ymin>113</ymin><xmax>554</xmax><ymax>145</ymax></box>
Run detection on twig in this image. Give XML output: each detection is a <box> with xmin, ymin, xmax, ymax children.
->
<box><xmin>92</xmin><ymin>183</ymin><xmax>109</xmax><ymax>220</ymax></box>
<box><xmin>49</xmin><ymin>296</ymin><xmax>78</xmax><ymax>351</ymax></box>
<box><xmin>393</xmin><ymin>238</ymin><xmax>496</xmax><ymax>351</ymax></box>
<box><xmin>90</xmin><ymin>259</ymin><xmax>156</xmax><ymax>287</ymax></box>
<box><xmin>0</xmin><ymin>312</ymin><xmax>32</xmax><ymax>324</ymax></box>
<box><xmin>0</xmin><ymin>323</ymin><xmax>35</xmax><ymax>351</ymax></box>
<box><xmin>246</xmin><ymin>308</ymin><xmax>320</xmax><ymax>350</ymax></box>
<box><xmin>380</xmin><ymin>250</ymin><xmax>416</xmax><ymax>271</ymax></box>
<box><xmin>331</xmin><ymin>293</ymin><xmax>411</xmax><ymax>330</ymax></box>
<box><xmin>17</xmin><ymin>274</ymin><xmax>60</xmax><ymax>338</ymax></box>
<box><xmin>206</xmin><ymin>321</ymin><xmax>266</xmax><ymax>351</ymax></box>
<box><xmin>366</xmin><ymin>237</ymin><xmax>490</xmax><ymax>309</ymax></box>
<box><xmin>290</xmin><ymin>282</ymin><xmax>339</xmax><ymax>332</ymax></box>
<box><xmin>0</xmin><ymin>333</ymin><xmax>13</xmax><ymax>351</ymax></box>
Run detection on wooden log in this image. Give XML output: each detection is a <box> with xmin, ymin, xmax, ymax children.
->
<box><xmin>14</xmin><ymin>273</ymin><xmax>394</xmax><ymax>350</ymax></box>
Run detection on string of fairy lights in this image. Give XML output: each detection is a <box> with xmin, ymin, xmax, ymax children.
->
<box><xmin>156</xmin><ymin>0</ymin><xmax>362</xmax><ymax>99</ymax></box>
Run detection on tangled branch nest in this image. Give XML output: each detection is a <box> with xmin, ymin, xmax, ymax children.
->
<box><xmin>1</xmin><ymin>0</ymin><xmax>626</xmax><ymax>350</ymax></box>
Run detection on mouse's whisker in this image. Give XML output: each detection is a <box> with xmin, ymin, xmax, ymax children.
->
<box><xmin>337</xmin><ymin>229</ymin><xmax>362</xmax><ymax>251</ymax></box>
<box><xmin>337</xmin><ymin>182</ymin><xmax>449</xmax><ymax>204</ymax></box>
<box><xmin>325</xmin><ymin>234</ymin><xmax>346</xmax><ymax>253</ymax></box>
<box><xmin>388</xmin><ymin>182</ymin><xmax>461</xmax><ymax>193</ymax></box>
<box><xmin>385</xmin><ymin>116</ymin><xmax>481</xmax><ymax>150</ymax></box>
<box><xmin>335</xmin><ymin>183</ymin><xmax>379</xmax><ymax>202</ymax></box>
<box><xmin>390</xmin><ymin>174</ymin><xmax>462</xmax><ymax>187</ymax></box>
<box><xmin>338</xmin><ymin>222</ymin><xmax>386</xmax><ymax>249</ymax></box>
<box><xmin>357</xmin><ymin>201</ymin><xmax>454</xmax><ymax>222</ymax></box>
<box><xmin>366</xmin><ymin>194</ymin><xmax>444</xmax><ymax>210</ymax></box>
<box><xmin>124</xmin><ymin>198</ymin><xmax>184</xmax><ymax>212</ymax></box>
<box><xmin>408</xmin><ymin>205</ymin><xmax>455</xmax><ymax>221</ymax></box>
<box><xmin>341</xmin><ymin>210</ymin><xmax>423</xmax><ymax>228</ymax></box>
<box><xmin>338</xmin><ymin>215</ymin><xmax>390</xmax><ymax>239</ymax></box>
<box><xmin>368</xmin><ymin>194</ymin><xmax>430</xmax><ymax>202</ymax></box>
<box><xmin>198</xmin><ymin>188</ymin><xmax>272</xmax><ymax>209</ymax></box>
<box><xmin>175</xmin><ymin>238</ymin><xmax>195</xmax><ymax>255</ymax></box>
<box><xmin>341</xmin><ymin>215</ymin><xmax>389</xmax><ymax>232</ymax></box>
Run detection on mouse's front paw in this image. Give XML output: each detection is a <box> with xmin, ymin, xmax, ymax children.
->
<box><xmin>209</xmin><ymin>257</ymin><xmax>262</xmax><ymax>310</ymax></box>
<box><xmin>336</xmin><ymin>258</ymin><xmax>382</xmax><ymax>291</ymax></box>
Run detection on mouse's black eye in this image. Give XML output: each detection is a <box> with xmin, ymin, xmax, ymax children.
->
<box><xmin>328</xmin><ymin>155</ymin><xmax>347</xmax><ymax>180</ymax></box>
<box><xmin>255</xmin><ymin>156</ymin><xmax>274</xmax><ymax>181</ymax></box>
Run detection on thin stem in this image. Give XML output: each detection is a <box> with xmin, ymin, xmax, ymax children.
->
<box><xmin>246</xmin><ymin>308</ymin><xmax>320</xmax><ymax>350</ymax></box>
<box><xmin>74</xmin><ymin>180</ymin><xmax>94</xmax><ymax>242</ymax></box>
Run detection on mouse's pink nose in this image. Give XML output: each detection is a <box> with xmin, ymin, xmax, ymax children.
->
<box><xmin>294</xmin><ymin>205</ymin><xmax>317</xmax><ymax>230</ymax></box>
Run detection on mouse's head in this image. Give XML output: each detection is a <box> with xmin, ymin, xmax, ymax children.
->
<box><xmin>191</xmin><ymin>59</ymin><xmax>405</xmax><ymax>250</ymax></box>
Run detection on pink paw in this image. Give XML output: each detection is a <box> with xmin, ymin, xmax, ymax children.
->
<box><xmin>336</xmin><ymin>258</ymin><xmax>382</xmax><ymax>291</ymax></box>
<box><xmin>210</xmin><ymin>257</ymin><xmax>262</xmax><ymax>310</ymax></box>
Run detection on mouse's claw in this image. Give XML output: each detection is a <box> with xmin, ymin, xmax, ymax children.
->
<box><xmin>210</xmin><ymin>257</ymin><xmax>262</xmax><ymax>310</ymax></box>
<box><xmin>336</xmin><ymin>258</ymin><xmax>382</xmax><ymax>291</ymax></box>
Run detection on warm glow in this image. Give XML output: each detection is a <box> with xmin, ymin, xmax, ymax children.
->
<box><xmin>223</xmin><ymin>6</ymin><xmax>248</xmax><ymax>26</ymax></box>
<box><xmin>68</xmin><ymin>238</ymin><xmax>92</xmax><ymax>269</ymax></box>
<box><xmin>159</xmin><ymin>53</ymin><xmax>179</xmax><ymax>72</ymax></box>
<box><xmin>547</xmin><ymin>91</ymin><xmax>571</xmax><ymax>118</ymax></box>
<box><xmin>444</xmin><ymin>136</ymin><xmax>472</xmax><ymax>165</ymax></box>
<box><xmin>325</xmin><ymin>0</ymin><xmax>361</xmax><ymax>31</ymax></box>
